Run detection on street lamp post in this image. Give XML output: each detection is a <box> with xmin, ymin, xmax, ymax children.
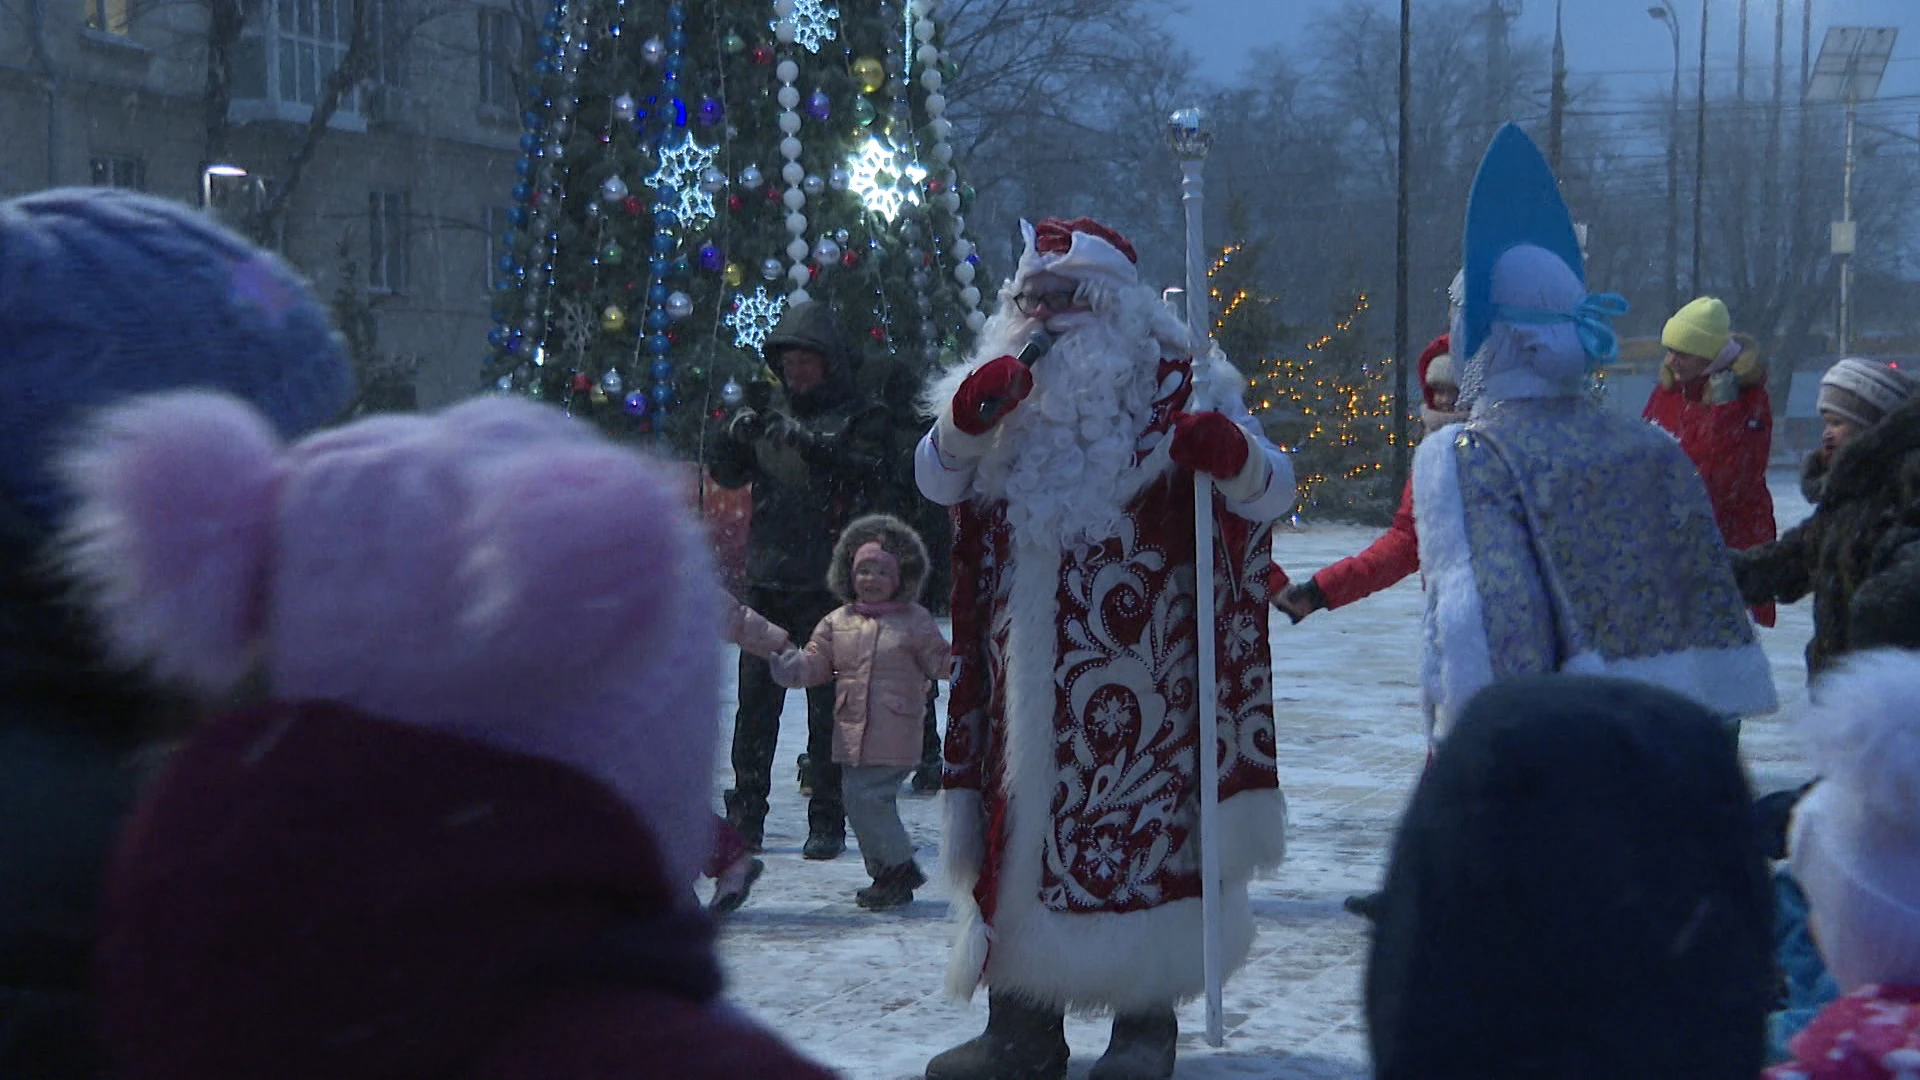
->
<box><xmin>1651</xmin><ymin>4</ymin><xmax>1681</xmax><ymax>311</ymax></box>
<box><xmin>1694</xmin><ymin>0</ymin><xmax>1709</xmax><ymax>295</ymax></box>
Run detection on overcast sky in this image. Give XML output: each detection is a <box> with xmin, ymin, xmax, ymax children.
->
<box><xmin>1167</xmin><ymin>0</ymin><xmax>1920</xmax><ymax>112</ymax></box>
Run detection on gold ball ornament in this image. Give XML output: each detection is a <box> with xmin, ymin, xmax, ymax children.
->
<box><xmin>852</xmin><ymin>57</ymin><xmax>885</xmax><ymax>94</ymax></box>
<box><xmin>600</xmin><ymin>305</ymin><xmax>628</xmax><ymax>333</ymax></box>
<box><xmin>723</xmin><ymin>261</ymin><xmax>746</xmax><ymax>287</ymax></box>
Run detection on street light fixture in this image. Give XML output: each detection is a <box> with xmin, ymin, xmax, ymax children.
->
<box><xmin>1650</xmin><ymin>4</ymin><xmax>1681</xmax><ymax>312</ymax></box>
<box><xmin>1807</xmin><ymin>26</ymin><xmax>1898</xmax><ymax>355</ymax></box>
<box><xmin>200</xmin><ymin>163</ymin><xmax>249</xmax><ymax>211</ymax></box>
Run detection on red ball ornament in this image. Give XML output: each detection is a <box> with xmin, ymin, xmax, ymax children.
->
<box><xmin>598</xmin><ymin>131</ymin><xmax>612</xmax><ymax>144</ymax></box>
<box><xmin>727</xmin><ymin>194</ymin><xmax>745</xmax><ymax>213</ymax></box>
<box><xmin>571</xmin><ymin>373</ymin><xmax>593</xmax><ymax>392</ymax></box>
<box><xmin>750</xmin><ymin>44</ymin><xmax>775</xmax><ymax>64</ymax></box>
<box><xmin>667</xmin><ymin>329</ymin><xmax>681</xmax><ymax>345</ymax></box>
<box><xmin>766</xmin><ymin>186</ymin><xmax>783</xmax><ymax>203</ymax></box>
<box><xmin>841</xmin><ymin>249</ymin><xmax>860</xmax><ymax>269</ymax></box>
<box><xmin>927</xmin><ymin>178</ymin><xmax>946</xmax><ymax>195</ymax></box>
<box><xmin>623</xmin><ymin>196</ymin><xmax>643</xmax><ymax>215</ymax></box>
<box><xmin>808</xmin><ymin>264</ymin><xmax>820</xmax><ymax>282</ymax></box>
<box><xmin>624</xmin><ymin>280</ymin><xmax>638</xmax><ymax>291</ymax></box>
<box><xmin>868</xmin><ymin>325</ymin><xmax>887</xmax><ymax>343</ymax></box>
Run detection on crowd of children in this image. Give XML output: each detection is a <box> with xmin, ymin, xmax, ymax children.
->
<box><xmin>8</xmin><ymin>170</ymin><xmax>1920</xmax><ymax>1080</ymax></box>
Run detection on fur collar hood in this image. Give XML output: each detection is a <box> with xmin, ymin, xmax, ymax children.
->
<box><xmin>827</xmin><ymin>514</ymin><xmax>929</xmax><ymax>605</ymax></box>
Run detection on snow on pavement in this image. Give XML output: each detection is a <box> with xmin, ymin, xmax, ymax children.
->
<box><xmin>708</xmin><ymin>473</ymin><xmax>1820</xmax><ymax>1079</ymax></box>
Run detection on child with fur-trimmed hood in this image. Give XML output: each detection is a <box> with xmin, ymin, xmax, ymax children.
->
<box><xmin>773</xmin><ymin>514</ymin><xmax>950</xmax><ymax>910</ymax></box>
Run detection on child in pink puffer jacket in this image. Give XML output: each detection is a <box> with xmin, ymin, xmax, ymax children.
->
<box><xmin>773</xmin><ymin>515</ymin><xmax>949</xmax><ymax>910</ymax></box>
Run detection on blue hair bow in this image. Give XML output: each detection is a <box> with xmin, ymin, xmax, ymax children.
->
<box><xmin>1490</xmin><ymin>292</ymin><xmax>1630</xmax><ymax>367</ymax></box>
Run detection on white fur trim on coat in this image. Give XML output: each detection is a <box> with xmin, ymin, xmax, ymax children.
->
<box><xmin>1413</xmin><ymin>423</ymin><xmax>1493</xmax><ymax>744</ymax></box>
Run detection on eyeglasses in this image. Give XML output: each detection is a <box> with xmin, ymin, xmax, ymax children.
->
<box><xmin>1013</xmin><ymin>289</ymin><xmax>1082</xmax><ymax>317</ymax></box>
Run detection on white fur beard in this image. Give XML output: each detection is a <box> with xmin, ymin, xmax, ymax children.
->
<box><xmin>968</xmin><ymin>311</ymin><xmax>1167</xmax><ymax>549</ymax></box>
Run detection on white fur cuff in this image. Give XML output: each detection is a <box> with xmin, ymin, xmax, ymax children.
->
<box><xmin>934</xmin><ymin>407</ymin><xmax>995</xmax><ymax>462</ymax></box>
<box><xmin>942</xmin><ymin>787</ymin><xmax>987</xmax><ymax>891</ymax></box>
<box><xmin>1212</xmin><ymin>427</ymin><xmax>1270</xmax><ymax>503</ymax></box>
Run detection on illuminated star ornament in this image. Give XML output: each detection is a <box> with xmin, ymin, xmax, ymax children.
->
<box><xmin>645</xmin><ymin>133</ymin><xmax>719</xmax><ymax>227</ymax></box>
<box><xmin>725</xmin><ymin>287</ymin><xmax>787</xmax><ymax>352</ymax></box>
<box><xmin>843</xmin><ymin>136</ymin><xmax>927</xmax><ymax>222</ymax></box>
<box><xmin>779</xmin><ymin>0</ymin><xmax>839</xmax><ymax>53</ymax></box>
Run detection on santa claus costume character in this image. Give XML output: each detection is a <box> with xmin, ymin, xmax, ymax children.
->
<box><xmin>1415</xmin><ymin>125</ymin><xmax>1776</xmax><ymax>745</ymax></box>
<box><xmin>1271</xmin><ymin>325</ymin><xmax>1465</xmax><ymax>622</ymax></box>
<box><xmin>915</xmin><ymin>217</ymin><xmax>1294</xmax><ymax>1080</ymax></box>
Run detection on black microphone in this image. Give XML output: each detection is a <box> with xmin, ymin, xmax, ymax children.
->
<box><xmin>974</xmin><ymin>329</ymin><xmax>1053</xmax><ymax>425</ymax></box>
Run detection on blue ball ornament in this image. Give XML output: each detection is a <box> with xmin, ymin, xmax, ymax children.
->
<box><xmin>507</xmin><ymin>333</ymin><xmax>526</xmax><ymax>355</ymax></box>
<box><xmin>651</xmin><ymin>358</ymin><xmax>674</xmax><ymax>381</ymax></box>
<box><xmin>698</xmin><ymin>98</ymin><xmax>724</xmax><ymax>126</ymax></box>
<box><xmin>522</xmin><ymin>107</ymin><xmax>542</xmax><ymax>125</ymax></box>
<box><xmin>648</xmin><ymin>332</ymin><xmax>671</xmax><ymax>356</ymax></box>
<box><xmin>698</xmin><ymin>244</ymin><xmax>723</xmax><ymax>271</ymax></box>
<box><xmin>667</xmin><ymin>28</ymin><xmax>687</xmax><ymax>50</ymax></box>
<box><xmin>648</xmin><ymin>282</ymin><xmax>670</xmax><ymax>304</ymax></box>
<box><xmin>507</xmin><ymin>206</ymin><xmax>527</xmax><ymax>226</ymax></box>
<box><xmin>667</xmin><ymin>2</ymin><xmax>684</xmax><ymax>23</ymax></box>
<box><xmin>533</xmin><ymin>59</ymin><xmax>553</xmax><ymax>76</ymax></box>
<box><xmin>646</xmin><ymin>308</ymin><xmax>670</xmax><ymax>331</ymax></box>
<box><xmin>498</xmin><ymin>255</ymin><xmax>518</xmax><ymax>274</ymax></box>
<box><xmin>519</xmin><ymin>132</ymin><xmax>538</xmax><ymax>152</ymax></box>
<box><xmin>514</xmin><ymin>157</ymin><xmax>533</xmax><ymax>177</ymax></box>
<box><xmin>624</xmin><ymin>390</ymin><xmax>650</xmax><ymax>417</ymax></box>
<box><xmin>538</xmin><ymin>33</ymin><xmax>555</xmax><ymax>51</ymax></box>
<box><xmin>650</xmin><ymin>257</ymin><xmax>671</xmax><ymax>277</ymax></box>
<box><xmin>511</xmin><ymin>183</ymin><xmax>532</xmax><ymax>203</ymax></box>
<box><xmin>670</xmin><ymin>97</ymin><xmax>688</xmax><ymax>126</ymax></box>
<box><xmin>487</xmin><ymin>327</ymin><xmax>508</xmax><ymax>347</ymax></box>
<box><xmin>543</xmin><ymin>9</ymin><xmax>560</xmax><ymax>29</ymax></box>
<box><xmin>653</xmin><ymin>209</ymin><xmax>676</xmax><ymax>231</ymax></box>
<box><xmin>650</xmin><ymin>382</ymin><xmax>675</xmax><ymax>407</ymax></box>
<box><xmin>650</xmin><ymin>232</ymin><xmax>675</xmax><ymax>255</ymax></box>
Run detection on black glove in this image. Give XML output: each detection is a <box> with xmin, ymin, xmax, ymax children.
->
<box><xmin>763</xmin><ymin>412</ymin><xmax>816</xmax><ymax>453</ymax></box>
<box><xmin>725</xmin><ymin>408</ymin><xmax>765</xmax><ymax>444</ymax></box>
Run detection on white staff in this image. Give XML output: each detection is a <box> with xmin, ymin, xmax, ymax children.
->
<box><xmin>1168</xmin><ymin>104</ymin><xmax>1225</xmax><ymax>1050</ymax></box>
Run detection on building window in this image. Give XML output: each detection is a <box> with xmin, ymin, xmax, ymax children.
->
<box><xmin>368</xmin><ymin>190</ymin><xmax>409</xmax><ymax>293</ymax></box>
<box><xmin>85</xmin><ymin>0</ymin><xmax>129</xmax><ymax>34</ymax></box>
<box><xmin>478</xmin><ymin>8</ymin><xmax>517</xmax><ymax>108</ymax></box>
<box><xmin>232</xmin><ymin>0</ymin><xmax>400</xmax><ymax>117</ymax></box>
<box><xmin>88</xmin><ymin>155</ymin><xmax>145</xmax><ymax>190</ymax></box>
<box><xmin>485</xmin><ymin>206</ymin><xmax>513</xmax><ymax>288</ymax></box>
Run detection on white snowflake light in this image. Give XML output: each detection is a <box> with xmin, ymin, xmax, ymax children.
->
<box><xmin>770</xmin><ymin>0</ymin><xmax>839</xmax><ymax>54</ymax></box>
<box><xmin>725</xmin><ymin>286</ymin><xmax>787</xmax><ymax>352</ymax></box>
<box><xmin>843</xmin><ymin>136</ymin><xmax>927</xmax><ymax>222</ymax></box>
<box><xmin>554</xmin><ymin>298</ymin><xmax>596</xmax><ymax>359</ymax></box>
<box><xmin>645</xmin><ymin>133</ymin><xmax>720</xmax><ymax>227</ymax></box>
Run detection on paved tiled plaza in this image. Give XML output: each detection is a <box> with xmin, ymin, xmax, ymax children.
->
<box><xmin>710</xmin><ymin>474</ymin><xmax>1820</xmax><ymax>1079</ymax></box>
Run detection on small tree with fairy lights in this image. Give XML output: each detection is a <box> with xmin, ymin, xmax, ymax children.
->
<box><xmin>1248</xmin><ymin>294</ymin><xmax>1402</xmax><ymax>525</ymax></box>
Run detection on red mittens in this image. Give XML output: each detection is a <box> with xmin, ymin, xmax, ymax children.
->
<box><xmin>950</xmin><ymin>355</ymin><xmax>1033</xmax><ymax>436</ymax></box>
<box><xmin>1169</xmin><ymin>411</ymin><xmax>1250</xmax><ymax>478</ymax></box>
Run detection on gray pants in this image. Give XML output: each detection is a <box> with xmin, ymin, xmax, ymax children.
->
<box><xmin>844</xmin><ymin>765</ymin><xmax>915</xmax><ymax>875</ymax></box>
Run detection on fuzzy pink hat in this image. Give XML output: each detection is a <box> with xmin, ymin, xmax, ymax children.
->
<box><xmin>57</xmin><ymin>392</ymin><xmax>721</xmax><ymax>887</ymax></box>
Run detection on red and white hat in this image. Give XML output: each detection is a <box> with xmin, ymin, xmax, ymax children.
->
<box><xmin>1012</xmin><ymin>217</ymin><xmax>1140</xmax><ymax>293</ymax></box>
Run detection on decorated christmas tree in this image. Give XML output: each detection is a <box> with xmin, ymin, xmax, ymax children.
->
<box><xmin>483</xmin><ymin>0</ymin><xmax>983</xmax><ymax>450</ymax></box>
<box><xmin>1247</xmin><ymin>294</ymin><xmax>1403</xmax><ymax>524</ymax></box>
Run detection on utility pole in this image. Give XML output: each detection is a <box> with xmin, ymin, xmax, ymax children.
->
<box><xmin>1694</xmin><ymin>0</ymin><xmax>1710</xmax><ymax>295</ymax></box>
<box><xmin>1737</xmin><ymin>0</ymin><xmax>1749</xmax><ymax>101</ymax></box>
<box><xmin>1654</xmin><ymin>3</ymin><xmax>1681</xmax><ymax>313</ymax></box>
<box><xmin>1549</xmin><ymin>0</ymin><xmax>1567</xmax><ymax>172</ymax></box>
<box><xmin>1394</xmin><ymin>0</ymin><xmax>1412</xmax><ymax>490</ymax></box>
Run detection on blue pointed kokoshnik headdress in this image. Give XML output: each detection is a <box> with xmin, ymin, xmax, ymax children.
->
<box><xmin>1461</xmin><ymin>124</ymin><xmax>1627</xmax><ymax>369</ymax></box>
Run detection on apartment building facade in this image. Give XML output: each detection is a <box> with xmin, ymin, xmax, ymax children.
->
<box><xmin>0</xmin><ymin>0</ymin><xmax>525</xmax><ymax>405</ymax></box>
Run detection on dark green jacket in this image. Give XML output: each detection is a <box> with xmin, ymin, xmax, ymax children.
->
<box><xmin>708</xmin><ymin>303</ymin><xmax>903</xmax><ymax>592</ymax></box>
<box><xmin>1735</xmin><ymin>396</ymin><xmax>1920</xmax><ymax>678</ymax></box>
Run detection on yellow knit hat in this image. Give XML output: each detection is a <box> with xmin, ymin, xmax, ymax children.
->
<box><xmin>1662</xmin><ymin>297</ymin><xmax>1731</xmax><ymax>361</ymax></box>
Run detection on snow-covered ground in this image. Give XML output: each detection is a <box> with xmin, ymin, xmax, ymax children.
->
<box><xmin>709</xmin><ymin>472</ymin><xmax>1820</xmax><ymax>1079</ymax></box>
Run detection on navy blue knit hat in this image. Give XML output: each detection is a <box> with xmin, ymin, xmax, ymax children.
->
<box><xmin>0</xmin><ymin>188</ymin><xmax>352</xmax><ymax>526</ymax></box>
<box><xmin>1366</xmin><ymin>675</ymin><xmax>1773</xmax><ymax>1080</ymax></box>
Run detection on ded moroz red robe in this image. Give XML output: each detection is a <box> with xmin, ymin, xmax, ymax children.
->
<box><xmin>915</xmin><ymin>353</ymin><xmax>1293</xmax><ymax>1012</ymax></box>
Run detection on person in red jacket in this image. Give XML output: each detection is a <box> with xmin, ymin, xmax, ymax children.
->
<box><xmin>1271</xmin><ymin>333</ymin><xmax>1467</xmax><ymax>621</ymax></box>
<box><xmin>1642</xmin><ymin>297</ymin><xmax>1778</xmax><ymax>627</ymax></box>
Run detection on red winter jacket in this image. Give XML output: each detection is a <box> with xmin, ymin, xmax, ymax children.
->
<box><xmin>1642</xmin><ymin>338</ymin><xmax>1778</xmax><ymax>626</ymax></box>
<box><xmin>1271</xmin><ymin>335</ymin><xmax>1449</xmax><ymax>610</ymax></box>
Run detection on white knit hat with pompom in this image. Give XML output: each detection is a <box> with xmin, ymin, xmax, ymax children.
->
<box><xmin>1790</xmin><ymin>651</ymin><xmax>1920</xmax><ymax>990</ymax></box>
